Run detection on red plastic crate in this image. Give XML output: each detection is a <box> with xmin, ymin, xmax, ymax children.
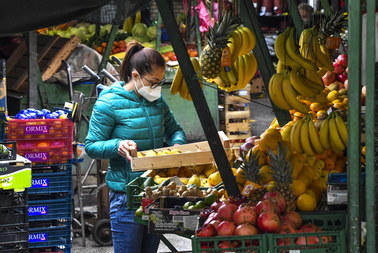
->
<box><xmin>6</xmin><ymin>119</ymin><xmax>73</xmax><ymax>140</ymax></box>
<box><xmin>6</xmin><ymin>119</ymin><xmax>74</xmax><ymax>165</ymax></box>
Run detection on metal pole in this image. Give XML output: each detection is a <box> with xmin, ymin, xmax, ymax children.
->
<box><xmin>239</xmin><ymin>0</ymin><xmax>291</xmax><ymax>126</ymax></box>
<box><xmin>28</xmin><ymin>31</ymin><xmax>38</xmax><ymax>108</ymax></box>
<box><xmin>287</xmin><ymin>0</ymin><xmax>304</xmax><ymax>33</ymax></box>
<box><xmin>155</xmin><ymin>0</ymin><xmax>240</xmax><ymax>196</ymax></box>
<box><xmin>365</xmin><ymin>0</ymin><xmax>377</xmax><ymax>251</ymax></box>
<box><xmin>347</xmin><ymin>0</ymin><xmax>362</xmax><ymax>251</ymax></box>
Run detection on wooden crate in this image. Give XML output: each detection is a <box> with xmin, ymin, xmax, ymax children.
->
<box><xmin>131</xmin><ymin>131</ymin><xmax>230</xmax><ymax>171</ymax></box>
<box><xmin>6</xmin><ymin>34</ymin><xmax>80</xmax><ymax>93</ymax></box>
<box><xmin>219</xmin><ymin>84</ymin><xmax>251</xmax><ymax>105</ymax></box>
<box><xmin>220</xmin><ymin>103</ymin><xmax>251</xmax><ymax>141</ymax></box>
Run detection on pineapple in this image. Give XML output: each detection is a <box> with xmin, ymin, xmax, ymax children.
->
<box><xmin>318</xmin><ymin>10</ymin><xmax>348</xmax><ymax>45</ymax></box>
<box><xmin>199</xmin><ymin>11</ymin><xmax>241</xmax><ymax>78</ymax></box>
<box><xmin>241</xmin><ymin>150</ymin><xmax>267</xmax><ymax>204</ymax></box>
<box><xmin>267</xmin><ymin>142</ymin><xmax>296</xmax><ymax>211</ymax></box>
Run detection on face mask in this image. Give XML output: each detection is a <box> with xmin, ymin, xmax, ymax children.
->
<box><xmin>134</xmin><ymin>74</ymin><xmax>162</xmax><ymax>102</ymax></box>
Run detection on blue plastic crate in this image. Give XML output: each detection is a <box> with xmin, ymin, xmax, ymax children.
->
<box><xmin>28</xmin><ymin>222</ymin><xmax>71</xmax><ymax>250</ymax></box>
<box><xmin>31</xmin><ymin>164</ymin><xmax>72</xmax><ymax>172</ymax></box>
<box><xmin>29</xmin><ymin>169</ymin><xmax>72</xmax><ymax>195</ymax></box>
<box><xmin>28</xmin><ymin>194</ymin><xmax>71</xmax><ymax>221</ymax></box>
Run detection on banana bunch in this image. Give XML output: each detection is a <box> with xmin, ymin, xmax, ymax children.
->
<box><xmin>290</xmin><ymin>114</ymin><xmax>324</xmax><ymax>156</ymax></box>
<box><xmin>268</xmin><ymin>70</ymin><xmax>311</xmax><ymax>114</ymax></box>
<box><xmin>209</xmin><ymin>26</ymin><xmax>258</xmax><ymax>92</ymax></box>
<box><xmin>215</xmin><ymin>52</ymin><xmax>258</xmax><ymax>92</ymax></box>
<box><xmin>319</xmin><ymin>112</ymin><xmax>348</xmax><ymax>154</ymax></box>
<box><xmin>299</xmin><ymin>27</ymin><xmax>334</xmax><ymax>73</ymax></box>
<box><xmin>123</xmin><ymin>10</ymin><xmax>141</xmax><ymax>33</ymax></box>
<box><xmin>170</xmin><ymin>57</ymin><xmax>203</xmax><ymax>101</ymax></box>
<box><xmin>274</xmin><ymin>27</ymin><xmax>318</xmax><ymax>72</ymax></box>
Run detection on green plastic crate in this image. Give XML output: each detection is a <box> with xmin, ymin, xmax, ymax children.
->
<box><xmin>191</xmin><ymin>234</ymin><xmax>268</xmax><ymax>253</ymax></box>
<box><xmin>125</xmin><ymin>177</ymin><xmax>156</xmax><ymax>210</ymax></box>
<box><xmin>268</xmin><ymin>212</ymin><xmax>347</xmax><ymax>253</ymax></box>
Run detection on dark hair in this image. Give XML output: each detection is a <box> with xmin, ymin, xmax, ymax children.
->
<box><xmin>119</xmin><ymin>41</ymin><xmax>166</xmax><ymax>82</ymax></box>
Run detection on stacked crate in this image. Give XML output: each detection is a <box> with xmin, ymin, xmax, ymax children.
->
<box><xmin>6</xmin><ymin>118</ymin><xmax>74</xmax><ymax>252</ymax></box>
<box><xmin>0</xmin><ymin>150</ymin><xmax>31</xmax><ymax>253</ymax></box>
<box><xmin>219</xmin><ymin>85</ymin><xmax>252</xmax><ymax>147</ymax></box>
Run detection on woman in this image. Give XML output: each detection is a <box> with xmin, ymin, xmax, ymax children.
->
<box><xmin>85</xmin><ymin>41</ymin><xmax>186</xmax><ymax>253</ymax></box>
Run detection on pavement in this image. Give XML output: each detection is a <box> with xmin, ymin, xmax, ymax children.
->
<box><xmin>71</xmin><ymin>94</ymin><xmax>274</xmax><ymax>253</ymax></box>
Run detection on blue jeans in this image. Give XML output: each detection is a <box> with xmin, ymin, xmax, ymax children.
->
<box><xmin>109</xmin><ymin>191</ymin><xmax>160</xmax><ymax>253</ymax></box>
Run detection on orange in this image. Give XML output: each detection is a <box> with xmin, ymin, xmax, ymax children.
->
<box><xmin>292</xmin><ymin>179</ymin><xmax>307</xmax><ymax>196</ymax></box>
<box><xmin>296</xmin><ymin>193</ymin><xmax>317</xmax><ymax>211</ymax></box>
<box><xmin>324</xmin><ymin>158</ymin><xmax>335</xmax><ymax>171</ymax></box>
<box><xmin>37</xmin><ymin>142</ymin><xmax>50</xmax><ymax>148</ymax></box>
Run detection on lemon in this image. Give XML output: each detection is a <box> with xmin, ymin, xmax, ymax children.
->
<box><xmin>292</xmin><ymin>179</ymin><xmax>307</xmax><ymax>196</ymax></box>
<box><xmin>296</xmin><ymin>193</ymin><xmax>317</xmax><ymax>211</ymax></box>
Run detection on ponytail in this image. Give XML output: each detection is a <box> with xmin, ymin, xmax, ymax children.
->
<box><xmin>119</xmin><ymin>41</ymin><xmax>165</xmax><ymax>82</ymax></box>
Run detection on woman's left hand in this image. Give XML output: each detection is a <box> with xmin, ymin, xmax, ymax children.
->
<box><xmin>118</xmin><ymin>140</ymin><xmax>137</xmax><ymax>160</ymax></box>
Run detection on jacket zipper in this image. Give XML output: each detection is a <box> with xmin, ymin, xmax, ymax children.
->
<box><xmin>142</xmin><ymin>101</ymin><xmax>156</xmax><ymax>148</ymax></box>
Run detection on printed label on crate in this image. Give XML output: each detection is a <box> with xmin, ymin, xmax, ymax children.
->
<box><xmin>29</xmin><ymin>233</ymin><xmax>48</xmax><ymax>243</ymax></box>
<box><xmin>28</xmin><ymin>206</ymin><xmax>48</xmax><ymax>216</ymax></box>
<box><xmin>24</xmin><ymin>152</ymin><xmax>49</xmax><ymax>161</ymax></box>
<box><xmin>31</xmin><ymin>178</ymin><xmax>49</xmax><ymax>188</ymax></box>
<box><xmin>24</xmin><ymin>124</ymin><xmax>51</xmax><ymax>135</ymax></box>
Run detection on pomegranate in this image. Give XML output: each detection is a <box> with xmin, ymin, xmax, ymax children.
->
<box><xmin>216</xmin><ymin>221</ymin><xmax>236</xmax><ymax>236</ymax></box>
<box><xmin>234</xmin><ymin>223</ymin><xmax>259</xmax><ymax>236</ymax></box>
<box><xmin>279</xmin><ymin>223</ymin><xmax>297</xmax><ymax>234</ymax></box>
<box><xmin>255</xmin><ymin>199</ymin><xmax>278</xmax><ymax>215</ymax></box>
<box><xmin>337</xmin><ymin>73</ymin><xmax>348</xmax><ymax>83</ymax></box>
<box><xmin>333</xmin><ymin>62</ymin><xmax>344</xmax><ymax>74</ymax></box>
<box><xmin>322</xmin><ymin>71</ymin><xmax>336</xmax><ymax>86</ymax></box>
<box><xmin>210</xmin><ymin>200</ymin><xmax>222</xmax><ymax>211</ymax></box>
<box><xmin>257</xmin><ymin>212</ymin><xmax>281</xmax><ymax>233</ymax></box>
<box><xmin>196</xmin><ymin>224</ymin><xmax>216</xmax><ymax>237</ymax></box>
<box><xmin>233</xmin><ymin>204</ymin><xmax>257</xmax><ymax>225</ymax></box>
<box><xmin>217</xmin><ymin>202</ymin><xmax>238</xmax><ymax>221</ymax></box>
<box><xmin>218</xmin><ymin>240</ymin><xmax>237</xmax><ymax>250</ymax></box>
<box><xmin>262</xmin><ymin>191</ymin><xmax>286</xmax><ymax>214</ymax></box>
<box><xmin>296</xmin><ymin>235</ymin><xmax>319</xmax><ymax>245</ymax></box>
<box><xmin>204</xmin><ymin>212</ymin><xmax>219</xmax><ymax>225</ymax></box>
<box><xmin>336</xmin><ymin>54</ymin><xmax>348</xmax><ymax>67</ymax></box>
<box><xmin>209</xmin><ymin>219</ymin><xmax>221</xmax><ymax>230</ymax></box>
<box><xmin>299</xmin><ymin>223</ymin><xmax>320</xmax><ymax>232</ymax></box>
<box><xmin>280</xmin><ymin>211</ymin><xmax>302</xmax><ymax>229</ymax></box>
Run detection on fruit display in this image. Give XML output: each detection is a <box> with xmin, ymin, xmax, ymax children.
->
<box><xmin>194</xmin><ymin>192</ymin><xmax>345</xmax><ymax>251</ymax></box>
<box><xmin>195</xmin><ymin>11</ymin><xmax>258</xmax><ymax>92</ymax></box>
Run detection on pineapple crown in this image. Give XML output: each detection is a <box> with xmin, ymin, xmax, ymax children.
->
<box><xmin>318</xmin><ymin>11</ymin><xmax>348</xmax><ymax>38</ymax></box>
<box><xmin>240</xmin><ymin>149</ymin><xmax>262</xmax><ymax>183</ymax></box>
<box><xmin>206</xmin><ymin>11</ymin><xmax>241</xmax><ymax>49</ymax></box>
<box><xmin>267</xmin><ymin>141</ymin><xmax>293</xmax><ymax>185</ymax></box>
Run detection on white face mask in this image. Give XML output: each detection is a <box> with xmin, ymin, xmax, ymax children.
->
<box><xmin>134</xmin><ymin>74</ymin><xmax>162</xmax><ymax>102</ymax></box>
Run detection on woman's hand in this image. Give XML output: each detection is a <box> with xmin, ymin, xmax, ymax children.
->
<box><xmin>118</xmin><ymin>140</ymin><xmax>137</xmax><ymax>160</ymax></box>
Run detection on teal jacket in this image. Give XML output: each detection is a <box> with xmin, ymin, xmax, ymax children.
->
<box><xmin>85</xmin><ymin>81</ymin><xmax>186</xmax><ymax>192</ymax></box>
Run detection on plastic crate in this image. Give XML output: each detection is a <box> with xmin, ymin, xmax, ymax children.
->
<box><xmin>125</xmin><ymin>177</ymin><xmax>156</xmax><ymax>210</ymax></box>
<box><xmin>6</xmin><ymin>118</ymin><xmax>74</xmax><ymax>140</ymax></box>
<box><xmin>0</xmin><ymin>189</ymin><xmax>27</xmax><ymax>207</ymax></box>
<box><xmin>29</xmin><ymin>168</ymin><xmax>72</xmax><ymax>195</ymax></box>
<box><xmin>0</xmin><ymin>141</ymin><xmax>16</xmax><ymax>160</ymax></box>
<box><xmin>31</xmin><ymin>164</ymin><xmax>72</xmax><ymax>172</ymax></box>
<box><xmin>191</xmin><ymin>234</ymin><xmax>268</xmax><ymax>253</ymax></box>
<box><xmin>0</xmin><ymin>155</ymin><xmax>31</xmax><ymax>192</ymax></box>
<box><xmin>0</xmin><ymin>224</ymin><xmax>28</xmax><ymax>252</ymax></box>
<box><xmin>28</xmin><ymin>194</ymin><xmax>72</xmax><ymax>222</ymax></box>
<box><xmin>6</xmin><ymin>119</ymin><xmax>73</xmax><ymax>165</ymax></box>
<box><xmin>0</xmin><ymin>204</ymin><xmax>28</xmax><ymax>226</ymax></box>
<box><xmin>28</xmin><ymin>222</ymin><xmax>71</xmax><ymax>250</ymax></box>
<box><xmin>267</xmin><ymin>213</ymin><xmax>347</xmax><ymax>253</ymax></box>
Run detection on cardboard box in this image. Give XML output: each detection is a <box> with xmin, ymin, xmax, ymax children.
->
<box><xmin>146</xmin><ymin>197</ymin><xmax>202</xmax><ymax>234</ymax></box>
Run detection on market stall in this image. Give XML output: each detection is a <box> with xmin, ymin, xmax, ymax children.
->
<box><xmin>0</xmin><ymin>0</ymin><xmax>377</xmax><ymax>252</ymax></box>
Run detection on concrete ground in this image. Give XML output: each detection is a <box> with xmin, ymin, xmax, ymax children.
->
<box><xmin>71</xmin><ymin>94</ymin><xmax>274</xmax><ymax>253</ymax></box>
